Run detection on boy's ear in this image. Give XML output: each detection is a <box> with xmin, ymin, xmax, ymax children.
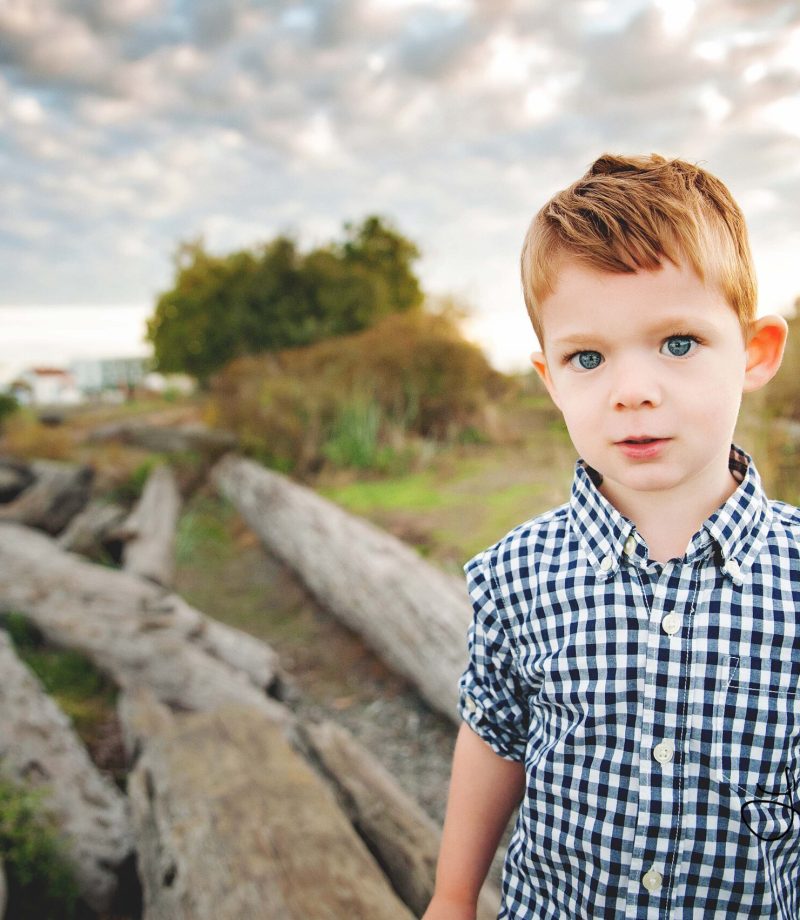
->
<box><xmin>743</xmin><ymin>314</ymin><xmax>788</xmax><ymax>392</ymax></box>
<box><xmin>530</xmin><ymin>350</ymin><xmax>562</xmax><ymax>409</ymax></box>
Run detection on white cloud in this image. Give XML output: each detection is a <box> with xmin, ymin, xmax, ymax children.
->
<box><xmin>1</xmin><ymin>0</ymin><xmax>799</xmax><ymax>373</ymax></box>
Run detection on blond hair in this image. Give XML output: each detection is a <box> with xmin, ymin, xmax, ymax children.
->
<box><xmin>520</xmin><ymin>153</ymin><xmax>757</xmax><ymax>345</ymax></box>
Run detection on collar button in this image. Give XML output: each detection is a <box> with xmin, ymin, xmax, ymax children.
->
<box><xmin>723</xmin><ymin>558</ymin><xmax>741</xmax><ymax>579</ymax></box>
<box><xmin>600</xmin><ymin>554</ymin><xmax>613</xmax><ymax>572</ymax></box>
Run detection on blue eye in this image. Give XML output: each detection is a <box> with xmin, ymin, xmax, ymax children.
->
<box><xmin>662</xmin><ymin>335</ymin><xmax>698</xmax><ymax>357</ymax></box>
<box><xmin>569</xmin><ymin>351</ymin><xmax>603</xmax><ymax>370</ymax></box>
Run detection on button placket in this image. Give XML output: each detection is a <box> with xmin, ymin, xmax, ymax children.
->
<box><xmin>627</xmin><ymin>560</ymin><xmax>698</xmax><ymax>915</ymax></box>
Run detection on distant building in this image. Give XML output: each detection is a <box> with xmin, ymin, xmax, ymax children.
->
<box><xmin>9</xmin><ymin>367</ymin><xmax>82</xmax><ymax>406</ymax></box>
<box><xmin>69</xmin><ymin>356</ymin><xmax>151</xmax><ymax>395</ymax></box>
<box><xmin>2</xmin><ymin>356</ymin><xmax>196</xmax><ymax>406</ymax></box>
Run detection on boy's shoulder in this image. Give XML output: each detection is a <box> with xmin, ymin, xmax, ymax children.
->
<box><xmin>466</xmin><ymin>500</ymin><xmax>572</xmax><ymax>576</ymax></box>
<box><xmin>768</xmin><ymin>497</ymin><xmax>800</xmax><ymax>543</ymax></box>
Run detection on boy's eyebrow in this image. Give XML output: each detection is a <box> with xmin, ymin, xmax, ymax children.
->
<box><xmin>549</xmin><ymin>315</ymin><xmax>716</xmax><ymax>349</ymax></box>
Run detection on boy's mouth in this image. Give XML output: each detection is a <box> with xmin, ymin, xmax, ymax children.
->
<box><xmin>614</xmin><ymin>436</ymin><xmax>670</xmax><ymax>458</ymax></box>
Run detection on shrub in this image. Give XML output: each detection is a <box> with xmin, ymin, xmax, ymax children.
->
<box><xmin>763</xmin><ymin>306</ymin><xmax>800</xmax><ymax>420</ymax></box>
<box><xmin>0</xmin><ymin>392</ymin><xmax>20</xmax><ymax>431</ymax></box>
<box><xmin>209</xmin><ymin>308</ymin><xmax>510</xmax><ymax>476</ymax></box>
<box><xmin>0</xmin><ymin>772</ymin><xmax>81</xmax><ymax>919</ymax></box>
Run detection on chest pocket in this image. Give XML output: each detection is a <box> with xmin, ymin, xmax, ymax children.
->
<box><xmin>713</xmin><ymin>655</ymin><xmax>800</xmax><ymax>796</ymax></box>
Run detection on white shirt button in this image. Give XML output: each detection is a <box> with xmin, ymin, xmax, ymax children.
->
<box><xmin>600</xmin><ymin>555</ymin><xmax>613</xmax><ymax>572</ymax></box>
<box><xmin>653</xmin><ymin>740</ymin><xmax>674</xmax><ymax>764</ymax></box>
<box><xmin>661</xmin><ymin>612</ymin><xmax>681</xmax><ymax>635</ymax></box>
<box><xmin>464</xmin><ymin>696</ymin><xmax>477</xmax><ymax>713</ymax></box>
<box><xmin>723</xmin><ymin>558</ymin><xmax>741</xmax><ymax>579</ymax></box>
<box><xmin>623</xmin><ymin>534</ymin><xmax>636</xmax><ymax>556</ymax></box>
<box><xmin>642</xmin><ymin>868</ymin><xmax>663</xmax><ymax>892</ymax></box>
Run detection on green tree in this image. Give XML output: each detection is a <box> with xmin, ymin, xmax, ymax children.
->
<box><xmin>146</xmin><ymin>216</ymin><xmax>423</xmax><ymax>385</ymax></box>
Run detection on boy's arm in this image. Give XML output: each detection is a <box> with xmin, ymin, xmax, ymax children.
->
<box><xmin>422</xmin><ymin>722</ymin><xmax>526</xmax><ymax>920</ymax></box>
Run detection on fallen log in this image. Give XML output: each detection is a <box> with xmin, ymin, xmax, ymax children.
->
<box><xmin>0</xmin><ymin>459</ymin><xmax>93</xmax><ymax>534</ymax></box>
<box><xmin>86</xmin><ymin>421</ymin><xmax>237</xmax><ymax>456</ymax></box>
<box><xmin>211</xmin><ymin>454</ymin><xmax>470</xmax><ymax>723</ymax></box>
<box><xmin>118</xmin><ymin>464</ymin><xmax>181</xmax><ymax>587</ymax></box>
<box><xmin>300</xmin><ymin>719</ymin><xmax>502</xmax><ymax>920</ymax></box>
<box><xmin>120</xmin><ymin>688</ymin><xmax>416</xmax><ymax>920</ymax></box>
<box><xmin>0</xmin><ymin>457</ymin><xmax>34</xmax><ymax>502</ymax></box>
<box><xmin>57</xmin><ymin>497</ymin><xmax>127</xmax><ymax>560</ymax></box>
<box><xmin>0</xmin><ymin>522</ymin><xmax>286</xmax><ymax>722</ymax></box>
<box><xmin>0</xmin><ymin>630</ymin><xmax>132</xmax><ymax>912</ymax></box>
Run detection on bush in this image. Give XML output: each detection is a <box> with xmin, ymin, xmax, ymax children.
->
<box><xmin>209</xmin><ymin>308</ymin><xmax>510</xmax><ymax>476</ymax></box>
<box><xmin>0</xmin><ymin>392</ymin><xmax>20</xmax><ymax>430</ymax></box>
<box><xmin>763</xmin><ymin>306</ymin><xmax>800</xmax><ymax>420</ymax></box>
<box><xmin>0</xmin><ymin>772</ymin><xmax>81</xmax><ymax>919</ymax></box>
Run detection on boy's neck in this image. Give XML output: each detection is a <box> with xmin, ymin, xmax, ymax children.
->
<box><xmin>596</xmin><ymin>446</ymin><xmax>741</xmax><ymax>565</ymax></box>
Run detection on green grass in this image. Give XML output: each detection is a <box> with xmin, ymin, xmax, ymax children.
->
<box><xmin>2</xmin><ymin>613</ymin><xmax>117</xmax><ymax>743</ymax></box>
<box><xmin>0</xmin><ymin>774</ymin><xmax>81</xmax><ymax>920</ymax></box>
<box><xmin>175</xmin><ymin>495</ymin><xmax>237</xmax><ymax>565</ymax></box>
<box><xmin>317</xmin><ymin>467</ymin><xmax>454</xmax><ymax>514</ymax></box>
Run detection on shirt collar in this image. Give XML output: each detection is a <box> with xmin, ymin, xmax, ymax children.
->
<box><xmin>567</xmin><ymin>443</ymin><xmax>772</xmax><ymax>582</ymax></box>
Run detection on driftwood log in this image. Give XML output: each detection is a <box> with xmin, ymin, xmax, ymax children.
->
<box><xmin>0</xmin><ymin>522</ymin><xmax>286</xmax><ymax>721</ymax></box>
<box><xmin>0</xmin><ymin>459</ymin><xmax>93</xmax><ymax>534</ymax></box>
<box><xmin>86</xmin><ymin>421</ymin><xmax>237</xmax><ymax>456</ymax></box>
<box><xmin>0</xmin><ymin>457</ymin><xmax>34</xmax><ymax>502</ymax></box>
<box><xmin>57</xmin><ymin>497</ymin><xmax>127</xmax><ymax>559</ymax></box>
<box><xmin>0</xmin><ymin>630</ymin><xmax>132</xmax><ymax>911</ymax></box>
<box><xmin>211</xmin><ymin>455</ymin><xmax>470</xmax><ymax>723</ymax></box>
<box><xmin>120</xmin><ymin>688</ymin><xmax>416</xmax><ymax>920</ymax></box>
<box><xmin>117</xmin><ymin>464</ymin><xmax>181</xmax><ymax>587</ymax></box>
<box><xmin>300</xmin><ymin>720</ymin><xmax>502</xmax><ymax>920</ymax></box>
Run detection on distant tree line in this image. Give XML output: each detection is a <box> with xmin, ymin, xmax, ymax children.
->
<box><xmin>146</xmin><ymin>216</ymin><xmax>424</xmax><ymax>384</ymax></box>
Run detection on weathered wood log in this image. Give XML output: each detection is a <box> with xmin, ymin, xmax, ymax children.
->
<box><xmin>120</xmin><ymin>689</ymin><xmax>416</xmax><ymax>920</ymax></box>
<box><xmin>300</xmin><ymin>719</ymin><xmax>502</xmax><ymax>920</ymax></box>
<box><xmin>56</xmin><ymin>497</ymin><xmax>127</xmax><ymax>559</ymax></box>
<box><xmin>0</xmin><ymin>522</ymin><xmax>287</xmax><ymax>722</ymax></box>
<box><xmin>211</xmin><ymin>454</ymin><xmax>470</xmax><ymax>723</ymax></box>
<box><xmin>117</xmin><ymin>464</ymin><xmax>181</xmax><ymax>587</ymax></box>
<box><xmin>0</xmin><ymin>457</ymin><xmax>34</xmax><ymax>502</ymax></box>
<box><xmin>0</xmin><ymin>630</ymin><xmax>132</xmax><ymax>911</ymax></box>
<box><xmin>87</xmin><ymin>421</ymin><xmax>237</xmax><ymax>456</ymax></box>
<box><xmin>0</xmin><ymin>459</ymin><xmax>93</xmax><ymax>534</ymax></box>
<box><xmin>0</xmin><ymin>860</ymin><xmax>5</xmax><ymax>920</ymax></box>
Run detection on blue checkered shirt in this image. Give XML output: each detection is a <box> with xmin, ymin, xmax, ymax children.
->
<box><xmin>458</xmin><ymin>444</ymin><xmax>800</xmax><ymax>919</ymax></box>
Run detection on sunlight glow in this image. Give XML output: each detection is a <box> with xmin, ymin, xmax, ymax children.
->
<box><xmin>655</xmin><ymin>0</ymin><xmax>696</xmax><ymax>36</ymax></box>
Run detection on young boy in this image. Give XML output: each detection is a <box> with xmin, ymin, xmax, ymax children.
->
<box><xmin>422</xmin><ymin>154</ymin><xmax>796</xmax><ymax>919</ymax></box>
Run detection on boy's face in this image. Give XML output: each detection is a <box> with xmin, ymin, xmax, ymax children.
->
<box><xmin>530</xmin><ymin>258</ymin><xmax>782</xmax><ymax>513</ymax></box>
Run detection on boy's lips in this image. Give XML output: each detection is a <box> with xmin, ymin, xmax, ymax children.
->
<box><xmin>614</xmin><ymin>436</ymin><xmax>671</xmax><ymax>459</ymax></box>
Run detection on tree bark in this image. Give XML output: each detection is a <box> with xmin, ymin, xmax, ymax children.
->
<box><xmin>57</xmin><ymin>497</ymin><xmax>127</xmax><ymax>560</ymax></box>
<box><xmin>300</xmin><ymin>719</ymin><xmax>502</xmax><ymax>920</ymax></box>
<box><xmin>120</xmin><ymin>688</ymin><xmax>416</xmax><ymax>920</ymax></box>
<box><xmin>0</xmin><ymin>522</ymin><xmax>286</xmax><ymax>722</ymax></box>
<box><xmin>0</xmin><ymin>630</ymin><xmax>132</xmax><ymax>912</ymax></box>
<box><xmin>118</xmin><ymin>464</ymin><xmax>181</xmax><ymax>587</ymax></box>
<box><xmin>86</xmin><ymin>421</ymin><xmax>237</xmax><ymax>456</ymax></box>
<box><xmin>211</xmin><ymin>454</ymin><xmax>470</xmax><ymax>723</ymax></box>
<box><xmin>0</xmin><ymin>459</ymin><xmax>93</xmax><ymax>534</ymax></box>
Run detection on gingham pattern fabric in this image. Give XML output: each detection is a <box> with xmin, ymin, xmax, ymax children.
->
<box><xmin>458</xmin><ymin>444</ymin><xmax>800</xmax><ymax>919</ymax></box>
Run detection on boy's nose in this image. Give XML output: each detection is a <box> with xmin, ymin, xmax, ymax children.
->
<box><xmin>609</xmin><ymin>361</ymin><xmax>662</xmax><ymax>410</ymax></box>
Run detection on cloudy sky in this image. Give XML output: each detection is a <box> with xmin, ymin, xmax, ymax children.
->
<box><xmin>2</xmin><ymin>0</ymin><xmax>800</xmax><ymax>376</ymax></box>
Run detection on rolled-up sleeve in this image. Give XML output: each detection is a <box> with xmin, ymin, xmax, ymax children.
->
<box><xmin>457</xmin><ymin>551</ymin><xmax>529</xmax><ymax>763</ymax></box>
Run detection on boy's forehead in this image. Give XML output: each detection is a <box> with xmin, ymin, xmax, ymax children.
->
<box><xmin>538</xmin><ymin>258</ymin><xmax>738</xmax><ymax>343</ymax></box>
